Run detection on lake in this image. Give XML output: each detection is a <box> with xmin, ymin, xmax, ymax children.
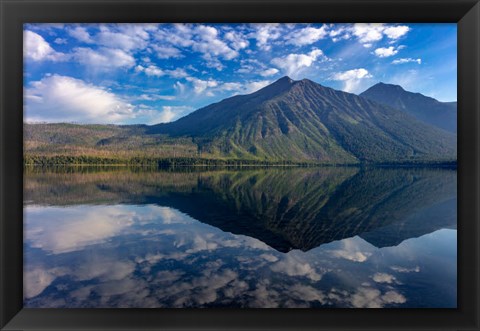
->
<box><xmin>23</xmin><ymin>166</ymin><xmax>457</xmax><ymax>308</ymax></box>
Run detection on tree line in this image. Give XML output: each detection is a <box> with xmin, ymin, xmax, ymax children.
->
<box><xmin>23</xmin><ymin>155</ymin><xmax>327</xmax><ymax>167</ymax></box>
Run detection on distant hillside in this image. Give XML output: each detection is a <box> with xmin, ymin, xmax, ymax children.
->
<box><xmin>360</xmin><ymin>82</ymin><xmax>457</xmax><ymax>133</ymax></box>
<box><xmin>24</xmin><ymin>123</ymin><xmax>199</xmax><ymax>160</ymax></box>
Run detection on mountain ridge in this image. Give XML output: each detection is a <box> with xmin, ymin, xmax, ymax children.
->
<box><xmin>148</xmin><ymin>76</ymin><xmax>456</xmax><ymax>163</ymax></box>
<box><xmin>360</xmin><ymin>82</ymin><xmax>457</xmax><ymax>133</ymax></box>
<box><xmin>24</xmin><ymin>77</ymin><xmax>457</xmax><ymax>165</ymax></box>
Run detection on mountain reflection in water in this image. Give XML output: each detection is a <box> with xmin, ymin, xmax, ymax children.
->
<box><xmin>23</xmin><ymin>167</ymin><xmax>457</xmax><ymax>308</ymax></box>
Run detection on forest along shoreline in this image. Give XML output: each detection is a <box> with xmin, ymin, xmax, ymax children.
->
<box><xmin>23</xmin><ymin>155</ymin><xmax>457</xmax><ymax>169</ymax></box>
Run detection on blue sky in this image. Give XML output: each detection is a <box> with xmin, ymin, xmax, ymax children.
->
<box><xmin>23</xmin><ymin>23</ymin><xmax>457</xmax><ymax>124</ymax></box>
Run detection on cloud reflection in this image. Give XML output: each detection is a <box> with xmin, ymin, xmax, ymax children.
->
<box><xmin>24</xmin><ymin>204</ymin><xmax>456</xmax><ymax>308</ymax></box>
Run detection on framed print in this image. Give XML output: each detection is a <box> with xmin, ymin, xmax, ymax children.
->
<box><xmin>1</xmin><ymin>0</ymin><xmax>479</xmax><ymax>330</ymax></box>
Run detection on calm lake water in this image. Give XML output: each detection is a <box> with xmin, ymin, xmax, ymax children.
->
<box><xmin>23</xmin><ymin>166</ymin><xmax>457</xmax><ymax>308</ymax></box>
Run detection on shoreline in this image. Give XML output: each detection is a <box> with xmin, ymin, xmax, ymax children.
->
<box><xmin>23</xmin><ymin>155</ymin><xmax>458</xmax><ymax>169</ymax></box>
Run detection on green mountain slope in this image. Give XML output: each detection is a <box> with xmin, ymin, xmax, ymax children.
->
<box><xmin>360</xmin><ymin>82</ymin><xmax>457</xmax><ymax>133</ymax></box>
<box><xmin>150</xmin><ymin>77</ymin><xmax>456</xmax><ymax>163</ymax></box>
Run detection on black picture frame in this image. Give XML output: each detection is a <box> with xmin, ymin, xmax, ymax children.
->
<box><xmin>1</xmin><ymin>0</ymin><xmax>479</xmax><ymax>330</ymax></box>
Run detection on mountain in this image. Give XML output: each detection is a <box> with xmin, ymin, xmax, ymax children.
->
<box><xmin>149</xmin><ymin>76</ymin><xmax>456</xmax><ymax>163</ymax></box>
<box><xmin>24</xmin><ymin>77</ymin><xmax>457</xmax><ymax>164</ymax></box>
<box><xmin>360</xmin><ymin>82</ymin><xmax>457</xmax><ymax>133</ymax></box>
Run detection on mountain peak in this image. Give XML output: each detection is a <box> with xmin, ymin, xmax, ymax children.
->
<box><xmin>276</xmin><ymin>76</ymin><xmax>295</xmax><ymax>84</ymax></box>
<box><xmin>360</xmin><ymin>82</ymin><xmax>457</xmax><ymax>133</ymax></box>
<box><xmin>275</xmin><ymin>76</ymin><xmax>318</xmax><ymax>85</ymax></box>
<box><xmin>268</xmin><ymin>76</ymin><xmax>296</xmax><ymax>88</ymax></box>
<box><xmin>252</xmin><ymin>75</ymin><xmax>296</xmax><ymax>97</ymax></box>
<box><xmin>369</xmin><ymin>82</ymin><xmax>406</xmax><ymax>92</ymax></box>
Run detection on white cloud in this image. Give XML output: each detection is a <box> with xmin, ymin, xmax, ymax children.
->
<box><xmin>270</xmin><ymin>254</ymin><xmax>323</xmax><ymax>281</ymax></box>
<box><xmin>154</xmin><ymin>24</ymin><xmax>195</xmax><ymax>48</ymax></box>
<box><xmin>174</xmin><ymin>81</ymin><xmax>187</xmax><ymax>94</ymax></box>
<box><xmin>166</xmin><ymin>68</ymin><xmax>188</xmax><ymax>79</ymax></box>
<box><xmin>54</xmin><ymin>38</ymin><xmax>67</xmax><ymax>45</ymax></box>
<box><xmin>331</xmin><ymin>68</ymin><xmax>372</xmax><ymax>92</ymax></box>
<box><xmin>333</xmin><ymin>68</ymin><xmax>371</xmax><ymax>80</ymax></box>
<box><xmin>134</xmin><ymin>94</ymin><xmax>175</xmax><ymax>101</ymax></box>
<box><xmin>243</xmin><ymin>80</ymin><xmax>271</xmax><ymax>93</ymax></box>
<box><xmin>259</xmin><ymin>254</ymin><xmax>279</xmax><ymax>263</ymax></box>
<box><xmin>327</xmin><ymin>237</ymin><xmax>374</xmax><ymax>262</ymax></box>
<box><xmin>286</xmin><ymin>26</ymin><xmax>328</xmax><ymax>46</ymax></box>
<box><xmin>204</xmin><ymin>58</ymin><xmax>225</xmax><ymax>71</ymax></box>
<box><xmin>147</xmin><ymin>106</ymin><xmax>193</xmax><ymax>124</ymax></box>
<box><xmin>374</xmin><ymin>46</ymin><xmax>399</xmax><ymax>58</ymax></box>
<box><xmin>153</xmin><ymin>24</ymin><xmax>240</xmax><ymax>70</ymax></box>
<box><xmin>186</xmin><ymin>234</ymin><xmax>220</xmax><ymax>254</ymax></box>
<box><xmin>381</xmin><ymin>291</ymin><xmax>407</xmax><ymax>304</ymax></box>
<box><xmin>271</xmin><ymin>48</ymin><xmax>325</xmax><ymax>77</ymax></box>
<box><xmin>116</xmin><ymin>23</ymin><xmax>158</xmax><ymax>39</ymax></box>
<box><xmin>372</xmin><ymin>272</ymin><xmax>396</xmax><ymax>284</ymax></box>
<box><xmin>390</xmin><ymin>265</ymin><xmax>420</xmax><ymax>273</ymax></box>
<box><xmin>151</xmin><ymin>107</ymin><xmax>175</xmax><ymax>124</ymax></box>
<box><xmin>96</xmin><ymin>29</ymin><xmax>146</xmax><ymax>51</ymax></box>
<box><xmin>70</xmin><ymin>24</ymin><xmax>156</xmax><ymax>51</ymax></box>
<box><xmin>235</xmin><ymin>58</ymin><xmax>263</xmax><ymax>74</ymax></box>
<box><xmin>186</xmin><ymin>77</ymin><xmax>218</xmax><ymax>95</ymax></box>
<box><xmin>135</xmin><ymin>65</ymin><xmax>188</xmax><ymax>79</ymax></box>
<box><xmin>329</xmin><ymin>25</ymin><xmax>351</xmax><ymax>42</ymax></box>
<box><xmin>352</xmin><ymin>24</ymin><xmax>385</xmax><ymax>45</ymax></box>
<box><xmin>383</xmin><ymin>25</ymin><xmax>410</xmax><ymax>40</ymax></box>
<box><xmin>26</xmin><ymin>23</ymin><xmax>65</xmax><ymax>32</ymax></box>
<box><xmin>192</xmin><ymin>25</ymin><xmax>238</xmax><ymax>61</ymax></box>
<box><xmin>236</xmin><ymin>65</ymin><xmax>254</xmax><ymax>74</ymax></box>
<box><xmin>154</xmin><ymin>206</ymin><xmax>192</xmax><ymax>224</ymax></box>
<box><xmin>392</xmin><ymin>58</ymin><xmax>422</xmax><ymax>65</ymax></box>
<box><xmin>210</xmin><ymin>80</ymin><xmax>271</xmax><ymax>96</ymax></box>
<box><xmin>136</xmin><ymin>64</ymin><xmax>164</xmax><ymax>77</ymax></box>
<box><xmin>24</xmin><ymin>268</ymin><xmax>65</xmax><ymax>299</ymax></box>
<box><xmin>152</xmin><ymin>44</ymin><xmax>183</xmax><ymax>59</ymax></box>
<box><xmin>350</xmin><ymin>287</ymin><xmax>406</xmax><ymax>308</ymax></box>
<box><xmin>71</xmin><ymin>47</ymin><xmax>135</xmax><ymax>70</ymax></box>
<box><xmin>289</xmin><ymin>284</ymin><xmax>326</xmax><ymax>303</ymax></box>
<box><xmin>94</xmin><ymin>24</ymin><xmax>156</xmax><ymax>51</ymax></box>
<box><xmin>25</xmin><ymin>75</ymin><xmax>137</xmax><ymax>123</ymax></box>
<box><xmin>24</xmin><ymin>31</ymin><xmax>66</xmax><ymax>62</ymax></box>
<box><xmin>219</xmin><ymin>82</ymin><xmax>243</xmax><ymax>91</ymax></box>
<box><xmin>385</xmin><ymin>69</ymin><xmax>420</xmax><ymax>92</ymax></box>
<box><xmin>183</xmin><ymin>79</ymin><xmax>271</xmax><ymax>97</ymax></box>
<box><xmin>224</xmin><ymin>31</ymin><xmax>249</xmax><ymax>50</ymax></box>
<box><xmin>68</xmin><ymin>26</ymin><xmax>93</xmax><ymax>43</ymax></box>
<box><xmin>250</xmin><ymin>24</ymin><xmax>282</xmax><ymax>51</ymax></box>
<box><xmin>75</xmin><ymin>259</ymin><xmax>136</xmax><ymax>282</ymax></box>
<box><xmin>351</xmin><ymin>24</ymin><xmax>410</xmax><ymax>47</ymax></box>
<box><xmin>25</xmin><ymin>205</ymin><xmax>136</xmax><ymax>253</ymax></box>
<box><xmin>260</xmin><ymin>68</ymin><xmax>279</xmax><ymax>77</ymax></box>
